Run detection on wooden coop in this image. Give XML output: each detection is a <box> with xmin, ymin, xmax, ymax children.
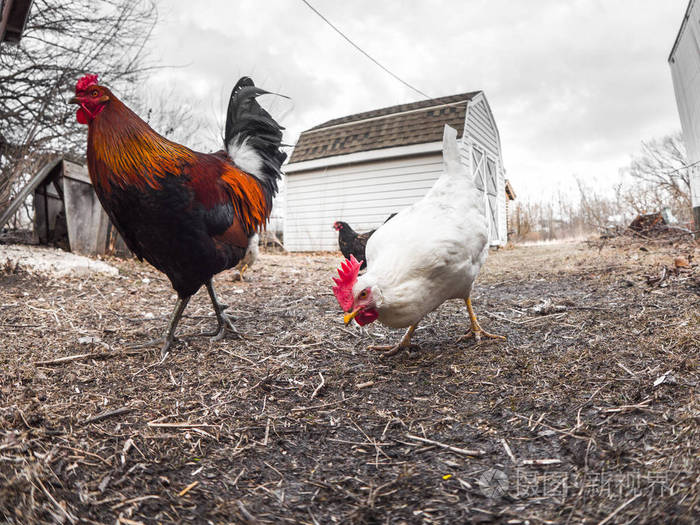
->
<box><xmin>0</xmin><ymin>157</ymin><xmax>128</xmax><ymax>256</ymax></box>
<box><xmin>0</xmin><ymin>0</ymin><xmax>33</xmax><ymax>45</ymax></box>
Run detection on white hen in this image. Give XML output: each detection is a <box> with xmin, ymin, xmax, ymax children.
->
<box><xmin>233</xmin><ymin>233</ymin><xmax>259</xmax><ymax>281</ymax></box>
<box><xmin>333</xmin><ymin>125</ymin><xmax>505</xmax><ymax>356</ymax></box>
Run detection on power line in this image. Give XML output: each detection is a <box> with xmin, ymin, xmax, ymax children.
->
<box><xmin>661</xmin><ymin>158</ymin><xmax>700</xmax><ymax>176</ymax></box>
<box><xmin>299</xmin><ymin>0</ymin><xmax>432</xmax><ymax>100</ymax></box>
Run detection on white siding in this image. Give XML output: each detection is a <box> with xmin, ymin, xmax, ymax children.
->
<box><xmin>267</xmin><ymin>175</ymin><xmax>286</xmax><ymax>234</ymax></box>
<box><xmin>465</xmin><ymin>95</ymin><xmax>507</xmax><ymax>245</ymax></box>
<box><xmin>497</xmin><ymin>165</ymin><xmax>507</xmax><ymax>242</ymax></box>
<box><xmin>285</xmin><ymin>153</ymin><xmax>443</xmax><ymax>251</ymax></box>
<box><xmin>466</xmin><ymin>99</ymin><xmax>499</xmax><ymax>158</ymax></box>
<box><xmin>669</xmin><ymin>0</ymin><xmax>700</xmax><ymax>210</ymax></box>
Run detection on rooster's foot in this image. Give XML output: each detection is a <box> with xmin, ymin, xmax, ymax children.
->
<box><xmin>124</xmin><ymin>336</ymin><xmax>180</xmax><ymax>361</ymax></box>
<box><xmin>125</xmin><ymin>336</ymin><xmax>177</xmax><ymax>350</ymax></box>
<box><xmin>160</xmin><ymin>336</ymin><xmax>177</xmax><ymax>360</ymax></box>
<box><xmin>211</xmin><ymin>313</ymin><xmax>244</xmax><ymax>342</ymax></box>
<box><xmin>203</xmin><ymin>280</ymin><xmax>244</xmax><ymax>342</ymax></box>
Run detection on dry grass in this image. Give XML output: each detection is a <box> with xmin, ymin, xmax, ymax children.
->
<box><xmin>0</xmin><ymin>238</ymin><xmax>698</xmax><ymax>524</ymax></box>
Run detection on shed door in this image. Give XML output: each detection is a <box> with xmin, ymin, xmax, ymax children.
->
<box><xmin>471</xmin><ymin>146</ymin><xmax>500</xmax><ymax>242</ymax></box>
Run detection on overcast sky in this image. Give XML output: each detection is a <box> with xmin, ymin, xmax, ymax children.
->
<box><xmin>147</xmin><ymin>0</ymin><xmax>688</xmax><ymax>202</ymax></box>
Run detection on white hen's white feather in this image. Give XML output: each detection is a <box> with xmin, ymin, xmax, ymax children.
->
<box><xmin>354</xmin><ymin>125</ymin><xmax>489</xmax><ymax>328</ymax></box>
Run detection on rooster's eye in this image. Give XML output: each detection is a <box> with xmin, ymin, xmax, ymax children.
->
<box><xmin>91</xmin><ymin>89</ymin><xmax>98</xmax><ymax>97</ymax></box>
<box><xmin>359</xmin><ymin>290</ymin><xmax>368</xmax><ymax>299</ymax></box>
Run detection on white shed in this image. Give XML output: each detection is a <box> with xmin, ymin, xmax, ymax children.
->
<box><xmin>284</xmin><ymin>91</ymin><xmax>510</xmax><ymax>251</ymax></box>
<box><xmin>669</xmin><ymin>0</ymin><xmax>700</xmax><ymax>232</ymax></box>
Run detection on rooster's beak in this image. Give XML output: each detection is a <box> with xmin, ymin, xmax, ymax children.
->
<box><xmin>344</xmin><ymin>308</ymin><xmax>360</xmax><ymax>326</ymax></box>
<box><xmin>68</xmin><ymin>96</ymin><xmax>79</xmax><ymax>104</ymax></box>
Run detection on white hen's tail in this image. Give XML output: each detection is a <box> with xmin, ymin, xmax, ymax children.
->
<box><xmin>442</xmin><ymin>125</ymin><xmax>460</xmax><ymax>170</ymax></box>
<box><xmin>431</xmin><ymin>125</ymin><xmax>483</xmax><ymax>213</ymax></box>
<box><xmin>440</xmin><ymin>124</ymin><xmax>471</xmax><ymax>182</ymax></box>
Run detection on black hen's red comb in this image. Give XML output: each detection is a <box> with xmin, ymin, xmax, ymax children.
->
<box><xmin>76</xmin><ymin>74</ymin><xmax>99</xmax><ymax>92</ymax></box>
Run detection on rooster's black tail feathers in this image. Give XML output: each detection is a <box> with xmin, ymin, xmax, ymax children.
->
<box><xmin>225</xmin><ymin>77</ymin><xmax>287</xmax><ymax>202</ymax></box>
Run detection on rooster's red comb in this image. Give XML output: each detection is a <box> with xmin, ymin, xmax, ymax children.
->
<box><xmin>76</xmin><ymin>74</ymin><xmax>99</xmax><ymax>92</ymax></box>
<box><xmin>332</xmin><ymin>255</ymin><xmax>362</xmax><ymax>312</ymax></box>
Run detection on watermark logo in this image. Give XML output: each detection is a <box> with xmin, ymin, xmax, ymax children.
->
<box><xmin>478</xmin><ymin>468</ymin><xmax>509</xmax><ymax>498</ymax></box>
<box><xmin>476</xmin><ymin>468</ymin><xmax>680</xmax><ymax>501</ymax></box>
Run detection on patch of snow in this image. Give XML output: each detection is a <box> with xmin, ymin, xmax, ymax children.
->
<box><xmin>0</xmin><ymin>244</ymin><xmax>118</xmax><ymax>277</ymax></box>
<box><xmin>78</xmin><ymin>336</ymin><xmax>101</xmax><ymax>344</ymax></box>
<box><xmin>517</xmin><ymin>237</ymin><xmax>587</xmax><ymax>247</ymax></box>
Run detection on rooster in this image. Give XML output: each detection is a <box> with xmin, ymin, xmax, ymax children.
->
<box><xmin>333</xmin><ymin>214</ymin><xmax>396</xmax><ymax>270</ymax></box>
<box><xmin>70</xmin><ymin>74</ymin><xmax>286</xmax><ymax>357</ymax></box>
<box><xmin>332</xmin><ymin>126</ymin><xmax>504</xmax><ymax>356</ymax></box>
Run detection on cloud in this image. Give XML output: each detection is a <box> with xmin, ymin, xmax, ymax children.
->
<box><xmin>146</xmin><ymin>0</ymin><xmax>688</xmax><ymax>200</ymax></box>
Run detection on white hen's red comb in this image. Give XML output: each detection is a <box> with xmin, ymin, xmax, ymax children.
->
<box><xmin>332</xmin><ymin>255</ymin><xmax>362</xmax><ymax>312</ymax></box>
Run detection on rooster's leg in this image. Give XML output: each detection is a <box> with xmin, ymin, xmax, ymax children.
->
<box><xmin>125</xmin><ymin>296</ymin><xmax>190</xmax><ymax>356</ymax></box>
<box><xmin>159</xmin><ymin>296</ymin><xmax>190</xmax><ymax>358</ymax></box>
<box><xmin>205</xmin><ymin>280</ymin><xmax>241</xmax><ymax>341</ymax></box>
<box><xmin>368</xmin><ymin>324</ymin><xmax>418</xmax><ymax>357</ymax></box>
<box><xmin>459</xmin><ymin>297</ymin><xmax>505</xmax><ymax>342</ymax></box>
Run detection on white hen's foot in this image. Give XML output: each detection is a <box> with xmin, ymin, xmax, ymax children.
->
<box><xmin>458</xmin><ymin>327</ymin><xmax>506</xmax><ymax>343</ymax></box>
<box><xmin>368</xmin><ymin>342</ymin><xmax>419</xmax><ymax>357</ymax></box>
<box><xmin>367</xmin><ymin>324</ymin><xmax>418</xmax><ymax>357</ymax></box>
<box><xmin>459</xmin><ymin>297</ymin><xmax>506</xmax><ymax>343</ymax></box>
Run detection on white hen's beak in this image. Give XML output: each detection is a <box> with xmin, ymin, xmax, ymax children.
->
<box><xmin>344</xmin><ymin>308</ymin><xmax>360</xmax><ymax>326</ymax></box>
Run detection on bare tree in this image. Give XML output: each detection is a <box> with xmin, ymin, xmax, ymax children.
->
<box><xmin>575</xmin><ymin>177</ymin><xmax>617</xmax><ymax>231</ymax></box>
<box><xmin>511</xmin><ymin>178</ymin><xmax>633</xmax><ymax>242</ymax></box>
<box><xmin>0</xmin><ymin>0</ymin><xmax>158</xmax><ymax>224</ymax></box>
<box><xmin>134</xmin><ymin>88</ymin><xmax>214</xmax><ymax>151</ymax></box>
<box><xmin>510</xmin><ymin>133</ymin><xmax>695</xmax><ymax>243</ymax></box>
<box><xmin>625</xmin><ymin>132</ymin><xmax>691</xmax><ymax>222</ymax></box>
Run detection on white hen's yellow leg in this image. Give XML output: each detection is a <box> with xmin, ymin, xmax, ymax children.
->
<box><xmin>232</xmin><ymin>264</ymin><xmax>249</xmax><ymax>282</ymax></box>
<box><xmin>368</xmin><ymin>324</ymin><xmax>418</xmax><ymax>357</ymax></box>
<box><xmin>459</xmin><ymin>297</ymin><xmax>506</xmax><ymax>342</ymax></box>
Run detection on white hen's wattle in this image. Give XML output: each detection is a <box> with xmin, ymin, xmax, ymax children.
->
<box><xmin>354</xmin><ymin>125</ymin><xmax>489</xmax><ymax>328</ymax></box>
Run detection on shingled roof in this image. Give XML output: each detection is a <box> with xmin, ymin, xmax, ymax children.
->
<box><xmin>288</xmin><ymin>91</ymin><xmax>481</xmax><ymax>164</ymax></box>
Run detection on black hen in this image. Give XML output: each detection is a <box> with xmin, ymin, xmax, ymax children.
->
<box><xmin>333</xmin><ymin>214</ymin><xmax>396</xmax><ymax>270</ymax></box>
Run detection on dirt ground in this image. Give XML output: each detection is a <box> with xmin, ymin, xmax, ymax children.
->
<box><xmin>0</xmin><ymin>237</ymin><xmax>698</xmax><ymax>524</ymax></box>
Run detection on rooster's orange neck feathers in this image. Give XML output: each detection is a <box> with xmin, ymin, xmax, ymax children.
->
<box><xmin>87</xmin><ymin>95</ymin><xmax>270</xmax><ymax>233</ymax></box>
<box><xmin>87</xmin><ymin>98</ymin><xmax>196</xmax><ymax>192</ymax></box>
